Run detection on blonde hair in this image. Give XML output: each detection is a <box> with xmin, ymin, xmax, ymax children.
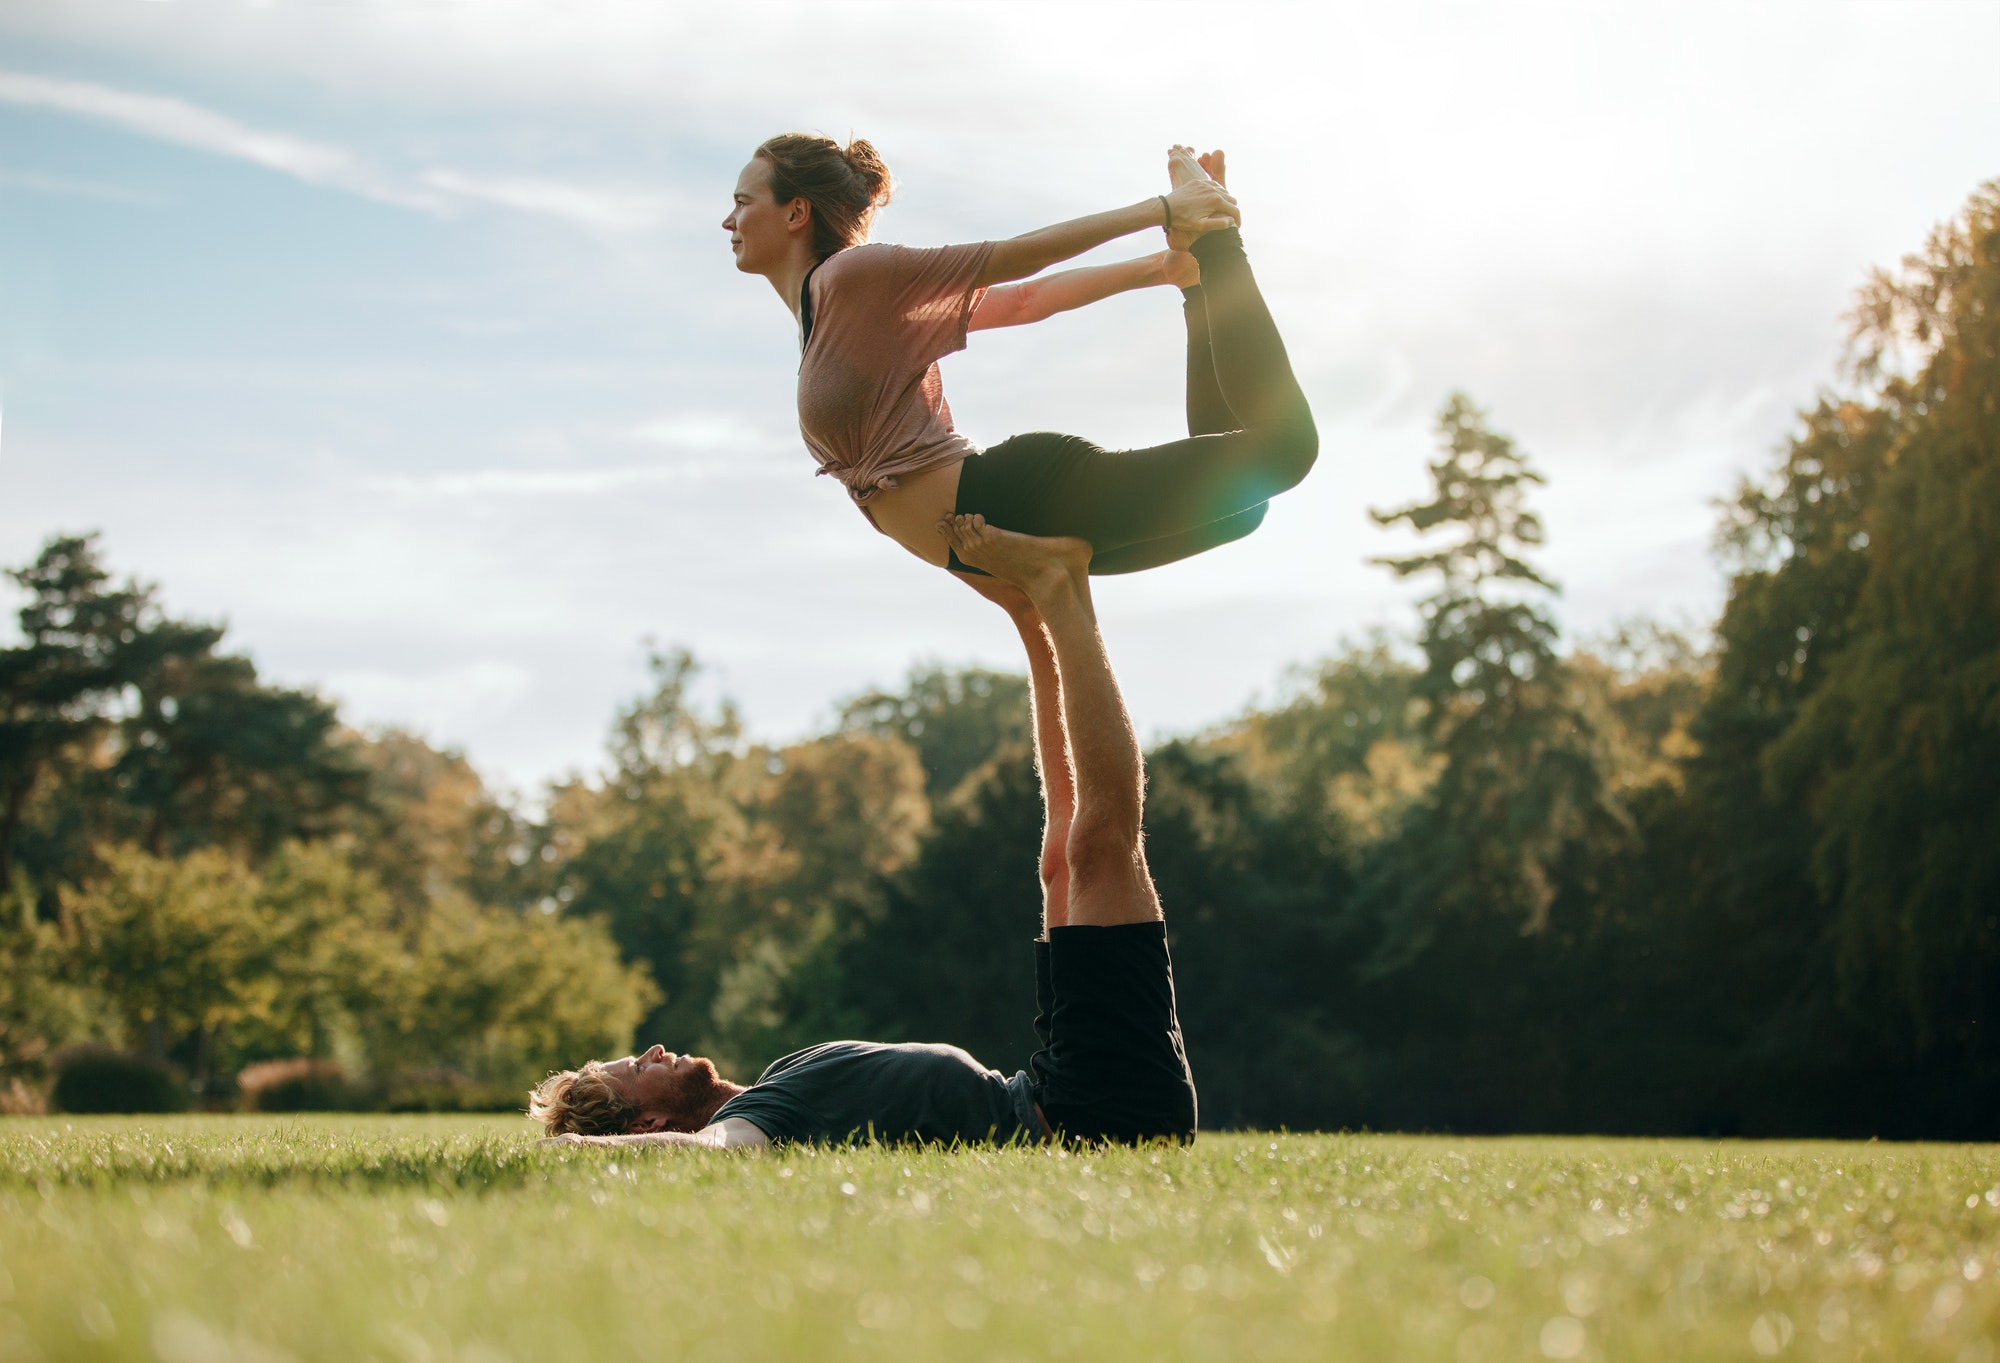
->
<box><xmin>528</xmin><ymin>1061</ymin><xmax>637</xmax><ymax>1136</ymax></box>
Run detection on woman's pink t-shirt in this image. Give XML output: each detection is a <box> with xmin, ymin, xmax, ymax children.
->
<box><xmin>798</xmin><ymin>240</ymin><xmax>995</xmax><ymax>505</ymax></box>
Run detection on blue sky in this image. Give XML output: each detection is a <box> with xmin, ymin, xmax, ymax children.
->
<box><xmin>3</xmin><ymin>0</ymin><xmax>1996</xmax><ymax>795</ymax></box>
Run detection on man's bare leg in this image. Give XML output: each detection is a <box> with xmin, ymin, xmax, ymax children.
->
<box><xmin>953</xmin><ymin>572</ymin><xmax>1075</xmax><ymax>933</ymax></box>
<box><xmin>941</xmin><ymin>516</ymin><xmax>1161</xmax><ymax>928</ymax></box>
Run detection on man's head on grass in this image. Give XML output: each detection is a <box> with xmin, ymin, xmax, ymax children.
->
<box><xmin>529</xmin><ymin>1045</ymin><xmax>733</xmax><ymax>1136</ymax></box>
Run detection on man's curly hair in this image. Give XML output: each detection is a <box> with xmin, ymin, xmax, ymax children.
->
<box><xmin>528</xmin><ymin>1062</ymin><xmax>638</xmax><ymax>1136</ymax></box>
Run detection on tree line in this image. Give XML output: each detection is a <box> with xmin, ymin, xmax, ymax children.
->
<box><xmin>2</xmin><ymin>179</ymin><xmax>1994</xmax><ymax>1133</ymax></box>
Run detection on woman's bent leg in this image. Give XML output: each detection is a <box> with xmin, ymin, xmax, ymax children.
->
<box><xmin>1088</xmin><ymin>503</ymin><xmax>1267</xmax><ymax>576</ymax></box>
<box><xmin>955</xmin><ymin>423</ymin><xmax>1291</xmax><ymax>558</ymax></box>
<box><xmin>1189</xmin><ymin>226</ymin><xmax>1316</xmax><ymax>486</ymax></box>
<box><xmin>950</xmin><ymin>230</ymin><xmax>1315</xmax><ymax>570</ymax></box>
<box><xmin>1183</xmin><ymin>285</ymin><xmax>1235</xmax><ymax>438</ymax></box>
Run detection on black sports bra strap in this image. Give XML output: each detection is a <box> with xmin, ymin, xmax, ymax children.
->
<box><xmin>799</xmin><ymin>247</ymin><xmax>848</xmax><ymax>354</ymax></box>
<box><xmin>799</xmin><ymin>257</ymin><xmax>824</xmax><ymax>353</ymax></box>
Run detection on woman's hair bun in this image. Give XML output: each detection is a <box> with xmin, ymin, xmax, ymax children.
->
<box><xmin>843</xmin><ymin>138</ymin><xmax>894</xmax><ymax>207</ymax></box>
<box><xmin>754</xmin><ymin>131</ymin><xmax>894</xmax><ymax>255</ymax></box>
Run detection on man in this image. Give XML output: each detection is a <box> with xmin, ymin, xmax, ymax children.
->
<box><xmin>530</xmin><ymin>516</ymin><xmax>1197</xmax><ymax>1148</ymax></box>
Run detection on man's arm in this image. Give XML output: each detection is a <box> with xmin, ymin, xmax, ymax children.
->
<box><xmin>975</xmin><ymin>178</ymin><xmax>1235</xmax><ymax>288</ymax></box>
<box><xmin>969</xmin><ymin>252</ymin><xmax>1198</xmax><ymax>332</ymax></box>
<box><xmin>538</xmin><ymin>1117</ymin><xmax>770</xmax><ymax>1150</ymax></box>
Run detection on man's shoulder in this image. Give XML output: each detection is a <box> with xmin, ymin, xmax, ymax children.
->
<box><xmin>754</xmin><ymin>1039</ymin><xmax>880</xmax><ymax>1082</ymax></box>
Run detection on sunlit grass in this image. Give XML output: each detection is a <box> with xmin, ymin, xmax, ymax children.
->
<box><xmin>1</xmin><ymin>1116</ymin><xmax>1997</xmax><ymax>1361</ymax></box>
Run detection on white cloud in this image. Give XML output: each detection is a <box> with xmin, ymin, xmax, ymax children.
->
<box><xmin>618</xmin><ymin>412</ymin><xmax>772</xmax><ymax>450</ymax></box>
<box><xmin>0</xmin><ymin>69</ymin><xmax>686</xmax><ymax>233</ymax></box>
<box><xmin>420</xmin><ymin>168</ymin><xmax>682</xmax><ymax>234</ymax></box>
<box><xmin>4</xmin><ymin>1</ymin><xmax>1997</xmax><ymax>788</ymax></box>
<box><xmin>0</xmin><ymin>69</ymin><xmax>441</xmax><ymax>210</ymax></box>
<box><xmin>362</xmin><ymin>461</ymin><xmax>777</xmax><ymax>499</ymax></box>
<box><xmin>323</xmin><ymin>659</ymin><xmax>536</xmax><ymax>738</ymax></box>
<box><xmin>0</xmin><ymin>166</ymin><xmax>162</xmax><ymax>203</ymax></box>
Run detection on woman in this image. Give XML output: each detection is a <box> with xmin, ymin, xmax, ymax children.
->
<box><xmin>723</xmin><ymin>135</ymin><xmax>1316</xmax><ymax>578</ymax></box>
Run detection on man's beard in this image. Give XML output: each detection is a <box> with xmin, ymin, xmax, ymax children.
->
<box><xmin>662</xmin><ymin>1058</ymin><xmax>726</xmax><ymax>1130</ymax></box>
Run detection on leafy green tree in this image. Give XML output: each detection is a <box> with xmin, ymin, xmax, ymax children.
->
<box><xmin>99</xmin><ymin>645</ymin><xmax>366</xmax><ymax>863</ymax></box>
<box><xmin>547</xmin><ymin>649</ymin><xmax>755</xmax><ymax>1051</ymax></box>
<box><xmin>61</xmin><ymin>845</ymin><xmax>274</xmax><ymax>1088</ymax></box>
<box><xmin>344</xmin><ymin>729</ymin><xmax>530</xmax><ymax>916</ymax></box>
<box><xmin>540</xmin><ymin>647</ymin><xmax>941</xmax><ymax>1075</ymax></box>
<box><xmin>2</xmin><ymin>534</ymin><xmax>370</xmax><ymax>893</ymax></box>
<box><xmin>0</xmin><ymin>876</ymin><xmax>105</xmax><ymax>1088</ymax></box>
<box><xmin>703</xmin><ymin>731</ymin><xmax>930</xmax><ymax>1067</ymax></box>
<box><xmin>1140</xmin><ymin>741</ymin><xmax>1367</xmax><ymax>1130</ymax></box>
<box><xmin>834</xmin><ymin>751</ymin><xmax>1046</xmax><ymax>1076</ymax></box>
<box><xmin>0</xmin><ymin>535</ymin><xmax>154</xmax><ymax>894</ymax></box>
<box><xmin>355</xmin><ymin>894</ymin><xmax>657</xmax><ymax>1092</ymax></box>
<box><xmin>1762</xmin><ymin>180</ymin><xmax>2000</xmax><ymax>1089</ymax></box>
<box><xmin>249</xmin><ymin>842</ymin><xmax>401</xmax><ymax>1066</ymax></box>
<box><xmin>1568</xmin><ymin>624</ymin><xmax>1709</xmax><ymax>801</ymax></box>
<box><xmin>1362</xmin><ymin>394</ymin><xmax>1628</xmax><ymax>954</ymax></box>
<box><xmin>1638</xmin><ymin>188</ymin><xmax>2000</xmax><ymax>1136</ymax></box>
<box><xmin>837</xmin><ymin>664</ymin><xmax>1030</xmax><ymax>802</ymax></box>
<box><xmin>1213</xmin><ymin>635</ymin><xmax>1431</xmax><ymax>846</ymax></box>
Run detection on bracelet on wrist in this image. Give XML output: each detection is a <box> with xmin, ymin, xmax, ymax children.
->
<box><xmin>1158</xmin><ymin>194</ymin><xmax>1172</xmax><ymax>235</ymax></box>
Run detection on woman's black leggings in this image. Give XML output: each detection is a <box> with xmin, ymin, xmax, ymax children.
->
<box><xmin>950</xmin><ymin>227</ymin><xmax>1317</xmax><ymax>576</ymax></box>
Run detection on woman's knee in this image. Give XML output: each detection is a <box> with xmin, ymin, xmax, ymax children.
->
<box><xmin>1273</xmin><ymin>412</ymin><xmax>1318</xmax><ymax>488</ymax></box>
<box><xmin>1247</xmin><ymin>412</ymin><xmax>1318</xmax><ymax>495</ymax></box>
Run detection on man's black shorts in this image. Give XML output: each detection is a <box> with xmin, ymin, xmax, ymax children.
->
<box><xmin>1028</xmin><ymin>921</ymin><xmax>1198</xmax><ymax>1144</ymax></box>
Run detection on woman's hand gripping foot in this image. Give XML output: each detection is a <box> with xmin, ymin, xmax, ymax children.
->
<box><xmin>1163</xmin><ymin>144</ymin><xmax>1238</xmax><ymax>253</ymax></box>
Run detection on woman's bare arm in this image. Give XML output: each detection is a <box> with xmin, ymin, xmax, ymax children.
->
<box><xmin>975</xmin><ymin>178</ymin><xmax>1236</xmax><ymax>288</ymax></box>
<box><xmin>969</xmin><ymin>251</ymin><xmax>1198</xmax><ymax>331</ymax></box>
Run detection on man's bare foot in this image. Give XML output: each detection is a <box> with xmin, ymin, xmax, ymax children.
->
<box><xmin>937</xmin><ymin>514</ymin><xmax>1091</xmax><ymax>608</ymax></box>
<box><xmin>954</xmin><ymin>567</ymin><xmax>1039</xmax><ymax>624</ymax></box>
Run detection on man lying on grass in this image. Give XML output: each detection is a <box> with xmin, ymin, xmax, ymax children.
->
<box><xmin>531</xmin><ymin>517</ymin><xmax>1197</xmax><ymax>1149</ymax></box>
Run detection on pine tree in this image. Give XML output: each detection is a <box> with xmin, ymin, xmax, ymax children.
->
<box><xmin>1361</xmin><ymin>395</ymin><xmax>1626</xmax><ymax>958</ymax></box>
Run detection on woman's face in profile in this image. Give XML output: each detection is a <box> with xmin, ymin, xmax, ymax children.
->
<box><xmin>723</xmin><ymin>158</ymin><xmax>795</xmax><ymax>275</ymax></box>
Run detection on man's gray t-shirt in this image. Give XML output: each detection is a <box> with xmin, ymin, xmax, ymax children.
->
<box><xmin>712</xmin><ymin>1041</ymin><xmax>1038</xmax><ymax>1146</ymax></box>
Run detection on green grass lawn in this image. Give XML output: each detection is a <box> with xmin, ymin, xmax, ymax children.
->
<box><xmin>2</xmin><ymin>1117</ymin><xmax>1996</xmax><ymax>1362</ymax></box>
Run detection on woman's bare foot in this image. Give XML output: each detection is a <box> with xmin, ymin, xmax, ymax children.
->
<box><xmin>937</xmin><ymin>514</ymin><xmax>1092</xmax><ymax>607</ymax></box>
<box><xmin>1167</xmin><ymin>144</ymin><xmax>1209</xmax><ymax>189</ymax></box>
<box><xmin>1198</xmin><ymin>149</ymin><xmax>1226</xmax><ymax>187</ymax></box>
<box><xmin>1165</xmin><ymin>145</ymin><xmax>1207</xmax><ymax>250</ymax></box>
<box><xmin>1162</xmin><ymin>249</ymin><xmax>1200</xmax><ymax>289</ymax></box>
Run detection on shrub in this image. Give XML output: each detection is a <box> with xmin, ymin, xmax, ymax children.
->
<box><xmin>50</xmin><ymin>1049</ymin><xmax>190</xmax><ymax>1114</ymax></box>
<box><xmin>0</xmin><ymin>1077</ymin><xmax>47</xmax><ymax>1115</ymax></box>
<box><xmin>239</xmin><ymin>1059</ymin><xmax>375</xmax><ymax>1112</ymax></box>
